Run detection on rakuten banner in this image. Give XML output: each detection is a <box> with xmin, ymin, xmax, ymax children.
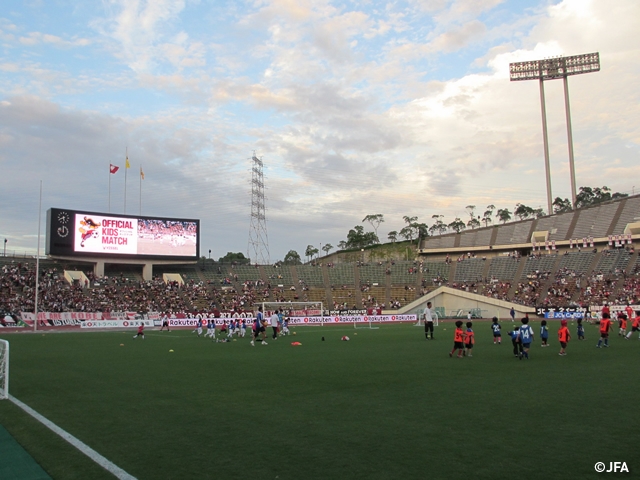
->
<box><xmin>289</xmin><ymin>314</ymin><xmax>418</xmax><ymax>325</ymax></box>
<box><xmin>81</xmin><ymin>319</ymin><xmax>154</xmax><ymax>329</ymax></box>
<box><xmin>167</xmin><ymin>315</ymin><xmax>417</xmax><ymax>327</ymax></box>
<box><xmin>168</xmin><ymin>318</ymin><xmax>257</xmax><ymax>327</ymax></box>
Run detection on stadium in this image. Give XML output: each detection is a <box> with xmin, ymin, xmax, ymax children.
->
<box><xmin>3</xmin><ymin>194</ymin><xmax>639</xmax><ymax>324</ymax></box>
<box><xmin>1</xmin><ymin>191</ymin><xmax>639</xmax><ymax>479</ymax></box>
<box><xmin>2</xmin><ymin>2</ymin><xmax>639</xmax><ymax>478</ymax></box>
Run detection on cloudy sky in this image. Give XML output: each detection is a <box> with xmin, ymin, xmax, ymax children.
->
<box><xmin>1</xmin><ymin>0</ymin><xmax>639</xmax><ymax>262</ymax></box>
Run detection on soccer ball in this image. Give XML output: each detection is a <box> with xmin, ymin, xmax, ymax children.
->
<box><xmin>293</xmin><ymin>331</ymin><xmax>297</xmax><ymax>336</ymax></box>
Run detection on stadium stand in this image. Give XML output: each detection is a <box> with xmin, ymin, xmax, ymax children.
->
<box><xmin>459</xmin><ymin>227</ymin><xmax>493</xmax><ymax>248</ymax></box>
<box><xmin>571</xmin><ymin>202</ymin><xmax>620</xmax><ymax>240</ymax></box>
<box><xmin>2</xmin><ymin>195</ymin><xmax>639</xmax><ymax>317</ymax></box>
<box><xmin>612</xmin><ymin>196</ymin><xmax>640</xmax><ymax>234</ymax></box>
<box><xmin>486</xmin><ymin>255</ymin><xmax>520</xmax><ymax>281</ymax></box>
<box><xmin>296</xmin><ymin>265</ymin><xmax>325</xmax><ymax>287</ymax></box>
<box><xmin>453</xmin><ymin>257</ymin><xmax>485</xmax><ymax>283</ymax></box>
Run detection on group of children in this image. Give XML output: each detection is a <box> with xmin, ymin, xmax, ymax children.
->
<box><xmin>449</xmin><ymin>321</ymin><xmax>475</xmax><ymax>358</ymax></box>
<box><xmin>189</xmin><ymin>318</ymin><xmax>249</xmax><ymax>340</ymax></box>
<box><xmin>250</xmin><ymin>308</ymin><xmax>292</xmax><ymax>346</ymax></box>
<box><xmin>450</xmin><ymin>309</ymin><xmax>640</xmax><ymax>359</ymax></box>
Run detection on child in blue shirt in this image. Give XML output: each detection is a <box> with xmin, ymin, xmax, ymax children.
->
<box><xmin>577</xmin><ymin>318</ymin><xmax>585</xmax><ymax>340</ymax></box>
<box><xmin>508</xmin><ymin>327</ymin><xmax>522</xmax><ymax>358</ymax></box>
<box><xmin>540</xmin><ymin>320</ymin><xmax>549</xmax><ymax>347</ymax></box>
<box><xmin>491</xmin><ymin>317</ymin><xmax>501</xmax><ymax>344</ymax></box>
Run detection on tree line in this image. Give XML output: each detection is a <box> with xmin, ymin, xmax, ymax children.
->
<box><xmin>238</xmin><ymin>185</ymin><xmax>628</xmax><ymax>265</ymax></box>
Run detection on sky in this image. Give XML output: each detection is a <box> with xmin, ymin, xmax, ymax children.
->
<box><xmin>1</xmin><ymin>0</ymin><xmax>639</xmax><ymax>262</ymax></box>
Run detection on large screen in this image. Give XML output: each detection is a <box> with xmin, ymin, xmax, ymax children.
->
<box><xmin>47</xmin><ymin>208</ymin><xmax>199</xmax><ymax>260</ymax></box>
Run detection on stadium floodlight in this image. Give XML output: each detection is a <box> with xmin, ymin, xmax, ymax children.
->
<box><xmin>510</xmin><ymin>52</ymin><xmax>600</xmax><ymax>214</ymax></box>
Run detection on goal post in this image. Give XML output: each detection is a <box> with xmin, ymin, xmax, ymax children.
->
<box><xmin>414</xmin><ymin>309</ymin><xmax>439</xmax><ymax>327</ymax></box>
<box><xmin>260</xmin><ymin>301</ymin><xmax>324</xmax><ymax>324</ymax></box>
<box><xmin>354</xmin><ymin>316</ymin><xmax>379</xmax><ymax>329</ymax></box>
<box><xmin>0</xmin><ymin>339</ymin><xmax>8</xmax><ymax>400</ymax></box>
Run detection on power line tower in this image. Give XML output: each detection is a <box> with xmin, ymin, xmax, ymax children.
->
<box><xmin>247</xmin><ymin>152</ymin><xmax>270</xmax><ymax>264</ymax></box>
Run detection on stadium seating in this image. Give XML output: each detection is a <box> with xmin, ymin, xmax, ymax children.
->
<box><xmin>2</xmin><ymin>196</ymin><xmax>639</xmax><ymax>315</ymax></box>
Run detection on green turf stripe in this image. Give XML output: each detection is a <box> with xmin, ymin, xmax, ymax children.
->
<box><xmin>0</xmin><ymin>424</ymin><xmax>51</xmax><ymax>480</ymax></box>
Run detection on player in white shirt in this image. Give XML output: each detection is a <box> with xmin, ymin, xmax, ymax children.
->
<box><xmin>424</xmin><ymin>301</ymin><xmax>435</xmax><ymax>340</ymax></box>
<box><xmin>270</xmin><ymin>310</ymin><xmax>280</xmax><ymax>339</ymax></box>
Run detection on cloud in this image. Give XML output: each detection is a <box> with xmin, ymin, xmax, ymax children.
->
<box><xmin>95</xmin><ymin>0</ymin><xmax>195</xmax><ymax>73</ymax></box>
<box><xmin>2</xmin><ymin>0</ymin><xmax>640</xmax><ymax>261</ymax></box>
<box><xmin>18</xmin><ymin>32</ymin><xmax>91</xmax><ymax>48</ymax></box>
<box><xmin>428</xmin><ymin>20</ymin><xmax>487</xmax><ymax>53</ymax></box>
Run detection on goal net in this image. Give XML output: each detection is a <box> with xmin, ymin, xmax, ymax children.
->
<box><xmin>260</xmin><ymin>301</ymin><xmax>324</xmax><ymax>326</ymax></box>
<box><xmin>414</xmin><ymin>310</ymin><xmax>439</xmax><ymax>327</ymax></box>
<box><xmin>354</xmin><ymin>316</ymin><xmax>379</xmax><ymax>329</ymax></box>
<box><xmin>0</xmin><ymin>340</ymin><xmax>8</xmax><ymax>400</ymax></box>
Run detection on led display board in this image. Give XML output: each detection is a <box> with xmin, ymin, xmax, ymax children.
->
<box><xmin>46</xmin><ymin>208</ymin><xmax>199</xmax><ymax>260</ymax></box>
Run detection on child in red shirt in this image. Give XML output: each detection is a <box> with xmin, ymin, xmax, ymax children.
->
<box><xmin>596</xmin><ymin>312</ymin><xmax>611</xmax><ymax>348</ymax></box>
<box><xmin>133</xmin><ymin>322</ymin><xmax>145</xmax><ymax>340</ymax></box>
<box><xmin>558</xmin><ymin>319</ymin><xmax>570</xmax><ymax>356</ymax></box>
<box><xmin>618</xmin><ymin>313</ymin><xmax>628</xmax><ymax>336</ymax></box>
<box><xmin>625</xmin><ymin>312</ymin><xmax>640</xmax><ymax>340</ymax></box>
<box><xmin>449</xmin><ymin>321</ymin><xmax>465</xmax><ymax>358</ymax></box>
<box><xmin>464</xmin><ymin>321</ymin><xmax>475</xmax><ymax>357</ymax></box>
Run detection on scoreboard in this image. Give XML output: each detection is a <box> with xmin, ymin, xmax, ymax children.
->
<box><xmin>46</xmin><ymin>208</ymin><xmax>199</xmax><ymax>260</ymax></box>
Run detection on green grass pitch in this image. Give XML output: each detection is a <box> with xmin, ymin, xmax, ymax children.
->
<box><xmin>1</xmin><ymin>321</ymin><xmax>639</xmax><ymax>479</ymax></box>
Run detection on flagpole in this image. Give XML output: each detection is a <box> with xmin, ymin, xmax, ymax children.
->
<box><xmin>124</xmin><ymin>147</ymin><xmax>128</xmax><ymax>214</ymax></box>
<box><xmin>139</xmin><ymin>165</ymin><xmax>142</xmax><ymax>215</ymax></box>
<box><xmin>108</xmin><ymin>163</ymin><xmax>111</xmax><ymax>213</ymax></box>
<box><xmin>34</xmin><ymin>180</ymin><xmax>42</xmax><ymax>332</ymax></box>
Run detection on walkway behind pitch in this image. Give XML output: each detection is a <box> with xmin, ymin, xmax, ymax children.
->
<box><xmin>0</xmin><ymin>424</ymin><xmax>51</xmax><ymax>480</ymax></box>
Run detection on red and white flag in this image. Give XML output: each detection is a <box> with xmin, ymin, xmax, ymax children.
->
<box><xmin>110</xmin><ymin>164</ymin><xmax>120</xmax><ymax>174</ymax></box>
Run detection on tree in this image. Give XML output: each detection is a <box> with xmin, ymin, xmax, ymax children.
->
<box><xmin>464</xmin><ymin>205</ymin><xmax>480</xmax><ymax>229</ymax></box>
<box><xmin>282</xmin><ymin>250</ymin><xmax>302</xmax><ymax>265</ymax></box>
<box><xmin>219</xmin><ymin>252</ymin><xmax>249</xmax><ymax>264</ymax></box>
<box><xmin>322</xmin><ymin>243</ymin><xmax>333</xmax><ymax>255</ymax></box>
<box><xmin>399</xmin><ymin>216</ymin><xmax>424</xmax><ymax>243</ymax></box>
<box><xmin>482</xmin><ymin>205</ymin><xmax>495</xmax><ymax>227</ymax></box>
<box><xmin>448</xmin><ymin>217</ymin><xmax>466</xmax><ymax>233</ymax></box>
<box><xmin>345</xmin><ymin>225</ymin><xmax>378</xmax><ymax>249</ymax></box>
<box><xmin>553</xmin><ymin>197</ymin><xmax>572</xmax><ymax>214</ymax></box>
<box><xmin>465</xmin><ymin>205</ymin><xmax>476</xmax><ymax>219</ymax></box>
<box><xmin>429</xmin><ymin>214</ymin><xmax>447</xmax><ymax>236</ymax></box>
<box><xmin>575</xmin><ymin>186</ymin><xmax>628</xmax><ymax>209</ymax></box>
<box><xmin>415</xmin><ymin>222</ymin><xmax>429</xmax><ymax>238</ymax></box>
<box><xmin>337</xmin><ymin>240</ymin><xmax>347</xmax><ymax>250</ymax></box>
<box><xmin>403</xmin><ymin>215</ymin><xmax>418</xmax><ymax>226</ymax></box>
<box><xmin>388</xmin><ymin>231</ymin><xmax>398</xmax><ymax>243</ymax></box>
<box><xmin>533</xmin><ymin>208</ymin><xmax>545</xmax><ymax>219</ymax></box>
<box><xmin>467</xmin><ymin>217</ymin><xmax>481</xmax><ymax>229</ymax></box>
<box><xmin>399</xmin><ymin>226</ymin><xmax>414</xmax><ymax>242</ymax></box>
<box><xmin>514</xmin><ymin>203</ymin><xmax>535</xmax><ymax>220</ymax></box>
<box><xmin>305</xmin><ymin>245</ymin><xmax>319</xmax><ymax>262</ymax></box>
<box><xmin>362</xmin><ymin>214</ymin><xmax>384</xmax><ymax>238</ymax></box>
<box><xmin>496</xmin><ymin>208</ymin><xmax>511</xmax><ymax>224</ymax></box>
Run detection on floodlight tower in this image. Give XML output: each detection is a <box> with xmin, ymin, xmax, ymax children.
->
<box><xmin>247</xmin><ymin>152</ymin><xmax>270</xmax><ymax>264</ymax></box>
<box><xmin>510</xmin><ymin>52</ymin><xmax>600</xmax><ymax>214</ymax></box>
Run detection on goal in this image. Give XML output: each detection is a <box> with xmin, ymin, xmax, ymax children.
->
<box><xmin>0</xmin><ymin>339</ymin><xmax>8</xmax><ymax>400</ymax></box>
<box><xmin>414</xmin><ymin>310</ymin><xmax>439</xmax><ymax>327</ymax></box>
<box><xmin>354</xmin><ymin>317</ymin><xmax>379</xmax><ymax>329</ymax></box>
<box><xmin>260</xmin><ymin>301</ymin><xmax>324</xmax><ymax>324</ymax></box>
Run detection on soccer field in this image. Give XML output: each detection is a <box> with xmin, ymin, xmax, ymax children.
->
<box><xmin>0</xmin><ymin>321</ymin><xmax>638</xmax><ymax>479</ymax></box>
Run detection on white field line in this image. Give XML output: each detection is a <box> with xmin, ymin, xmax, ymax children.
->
<box><xmin>9</xmin><ymin>395</ymin><xmax>137</xmax><ymax>480</ymax></box>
